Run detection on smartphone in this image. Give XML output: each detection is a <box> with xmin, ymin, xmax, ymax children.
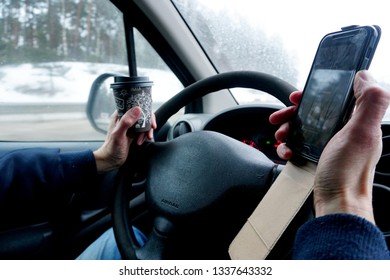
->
<box><xmin>287</xmin><ymin>25</ymin><xmax>381</xmax><ymax>163</ymax></box>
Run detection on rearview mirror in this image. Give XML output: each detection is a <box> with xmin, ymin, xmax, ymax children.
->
<box><xmin>86</xmin><ymin>73</ymin><xmax>118</xmax><ymax>134</ymax></box>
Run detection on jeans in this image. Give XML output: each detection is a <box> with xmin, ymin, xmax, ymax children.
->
<box><xmin>76</xmin><ymin>226</ymin><xmax>147</xmax><ymax>260</ymax></box>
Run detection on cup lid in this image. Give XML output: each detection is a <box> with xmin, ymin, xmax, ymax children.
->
<box><xmin>114</xmin><ymin>76</ymin><xmax>150</xmax><ymax>83</ymax></box>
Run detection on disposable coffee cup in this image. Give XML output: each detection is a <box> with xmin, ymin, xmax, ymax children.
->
<box><xmin>111</xmin><ymin>76</ymin><xmax>153</xmax><ymax>133</ymax></box>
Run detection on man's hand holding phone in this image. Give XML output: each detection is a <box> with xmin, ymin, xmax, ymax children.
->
<box><xmin>270</xmin><ymin>70</ymin><xmax>390</xmax><ymax>222</ymax></box>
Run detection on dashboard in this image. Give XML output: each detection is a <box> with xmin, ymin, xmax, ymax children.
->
<box><xmin>203</xmin><ymin>105</ymin><xmax>286</xmax><ymax>164</ymax></box>
<box><xmin>168</xmin><ymin>104</ymin><xmax>286</xmax><ymax>164</ymax></box>
<box><xmin>168</xmin><ymin>105</ymin><xmax>390</xmax><ymax>173</ymax></box>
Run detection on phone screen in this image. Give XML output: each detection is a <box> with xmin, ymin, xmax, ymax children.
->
<box><xmin>288</xmin><ymin>26</ymin><xmax>380</xmax><ymax>162</ymax></box>
<box><xmin>293</xmin><ymin>69</ymin><xmax>355</xmax><ymax>157</ymax></box>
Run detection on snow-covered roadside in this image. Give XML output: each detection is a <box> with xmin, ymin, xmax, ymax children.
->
<box><xmin>0</xmin><ymin>62</ymin><xmax>183</xmax><ymax>104</ymax></box>
<box><xmin>0</xmin><ymin>62</ymin><xmax>183</xmax><ymax>124</ymax></box>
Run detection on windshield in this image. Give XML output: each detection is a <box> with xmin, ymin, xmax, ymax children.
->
<box><xmin>172</xmin><ymin>0</ymin><xmax>390</xmax><ymax>118</ymax></box>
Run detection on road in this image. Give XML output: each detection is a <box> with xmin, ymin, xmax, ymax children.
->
<box><xmin>0</xmin><ymin>103</ymin><xmax>105</xmax><ymax>141</ymax></box>
<box><xmin>0</xmin><ymin>118</ymin><xmax>105</xmax><ymax>141</ymax></box>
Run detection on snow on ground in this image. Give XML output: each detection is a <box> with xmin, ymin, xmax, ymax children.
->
<box><xmin>0</xmin><ymin>62</ymin><xmax>183</xmax><ymax>104</ymax></box>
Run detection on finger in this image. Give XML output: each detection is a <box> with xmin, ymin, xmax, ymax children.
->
<box><xmin>275</xmin><ymin>122</ymin><xmax>290</xmax><ymax>142</ymax></box>
<box><xmin>269</xmin><ymin>105</ymin><xmax>297</xmax><ymax>125</ymax></box>
<box><xmin>289</xmin><ymin>91</ymin><xmax>303</xmax><ymax>105</ymax></box>
<box><xmin>268</xmin><ymin>91</ymin><xmax>301</xmax><ymax>125</ymax></box>
<box><xmin>151</xmin><ymin>113</ymin><xmax>157</xmax><ymax>129</ymax></box>
<box><xmin>146</xmin><ymin>128</ymin><xmax>154</xmax><ymax>141</ymax></box>
<box><xmin>146</xmin><ymin>114</ymin><xmax>157</xmax><ymax>140</ymax></box>
<box><xmin>137</xmin><ymin>133</ymin><xmax>147</xmax><ymax>146</ymax></box>
<box><xmin>139</xmin><ymin>127</ymin><xmax>155</xmax><ymax>144</ymax></box>
<box><xmin>117</xmin><ymin>107</ymin><xmax>142</xmax><ymax>136</ymax></box>
<box><xmin>276</xmin><ymin>143</ymin><xmax>293</xmax><ymax>160</ymax></box>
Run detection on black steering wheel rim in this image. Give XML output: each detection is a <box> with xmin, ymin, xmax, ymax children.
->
<box><xmin>113</xmin><ymin>71</ymin><xmax>297</xmax><ymax>260</ymax></box>
<box><xmin>154</xmin><ymin>71</ymin><xmax>295</xmax><ymax>133</ymax></box>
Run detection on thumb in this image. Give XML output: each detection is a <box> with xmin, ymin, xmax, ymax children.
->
<box><xmin>117</xmin><ymin>106</ymin><xmax>142</xmax><ymax>134</ymax></box>
<box><xmin>352</xmin><ymin>71</ymin><xmax>390</xmax><ymax>129</ymax></box>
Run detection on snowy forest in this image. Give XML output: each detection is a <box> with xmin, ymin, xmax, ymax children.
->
<box><xmin>0</xmin><ymin>0</ymin><xmax>126</xmax><ymax>65</ymax></box>
<box><xmin>0</xmin><ymin>0</ymin><xmax>299</xmax><ymax>86</ymax></box>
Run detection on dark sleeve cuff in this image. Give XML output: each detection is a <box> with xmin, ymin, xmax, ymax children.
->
<box><xmin>293</xmin><ymin>213</ymin><xmax>390</xmax><ymax>259</ymax></box>
<box><xmin>59</xmin><ymin>150</ymin><xmax>98</xmax><ymax>192</ymax></box>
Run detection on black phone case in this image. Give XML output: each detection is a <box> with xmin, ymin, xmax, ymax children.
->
<box><xmin>288</xmin><ymin>25</ymin><xmax>381</xmax><ymax>164</ymax></box>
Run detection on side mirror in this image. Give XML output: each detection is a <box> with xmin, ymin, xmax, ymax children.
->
<box><xmin>87</xmin><ymin>71</ymin><xmax>179</xmax><ymax>139</ymax></box>
<box><xmin>86</xmin><ymin>73</ymin><xmax>118</xmax><ymax>134</ymax></box>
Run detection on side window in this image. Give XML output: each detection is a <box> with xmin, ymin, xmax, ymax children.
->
<box><xmin>0</xmin><ymin>0</ymin><xmax>182</xmax><ymax>141</ymax></box>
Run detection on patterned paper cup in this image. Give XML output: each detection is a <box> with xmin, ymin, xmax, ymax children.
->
<box><xmin>111</xmin><ymin>76</ymin><xmax>153</xmax><ymax>132</ymax></box>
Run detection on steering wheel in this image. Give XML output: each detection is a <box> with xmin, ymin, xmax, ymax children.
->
<box><xmin>113</xmin><ymin>71</ymin><xmax>298</xmax><ymax>259</ymax></box>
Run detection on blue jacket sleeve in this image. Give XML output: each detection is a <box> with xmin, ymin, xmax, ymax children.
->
<box><xmin>0</xmin><ymin>148</ymin><xmax>98</xmax><ymax>226</ymax></box>
<box><xmin>293</xmin><ymin>213</ymin><xmax>390</xmax><ymax>259</ymax></box>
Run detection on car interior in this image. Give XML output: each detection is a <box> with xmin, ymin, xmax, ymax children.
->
<box><xmin>0</xmin><ymin>0</ymin><xmax>390</xmax><ymax>260</ymax></box>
